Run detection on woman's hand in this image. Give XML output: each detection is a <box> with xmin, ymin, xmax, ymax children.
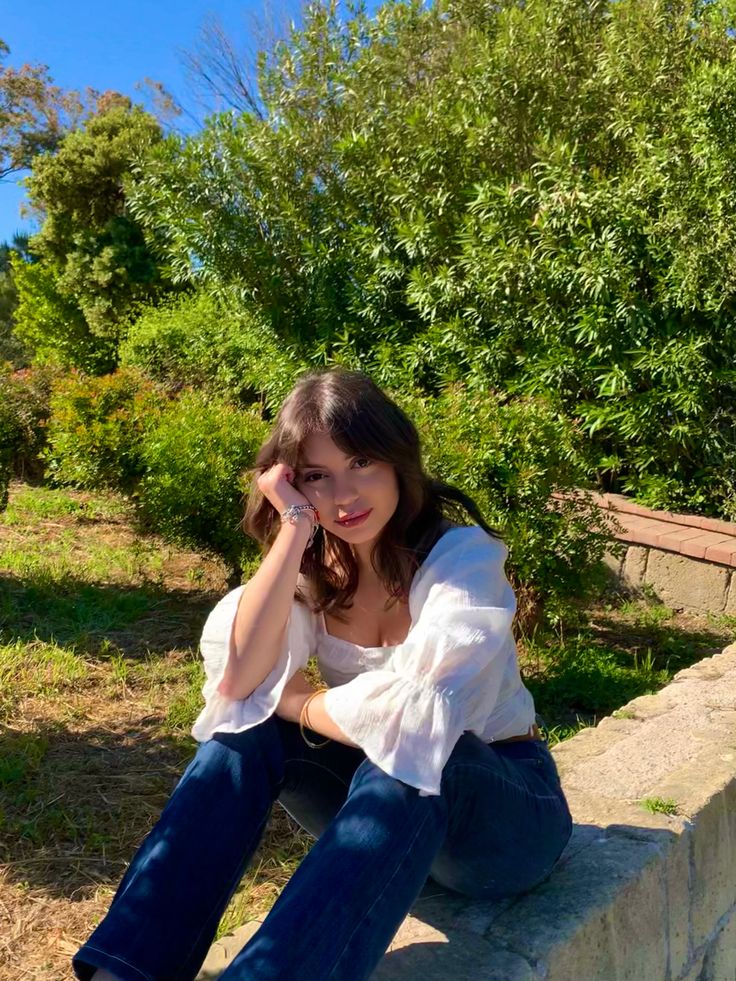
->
<box><xmin>258</xmin><ymin>463</ymin><xmax>316</xmax><ymax>518</ymax></box>
<box><xmin>275</xmin><ymin>670</ymin><xmax>317</xmax><ymax>724</ymax></box>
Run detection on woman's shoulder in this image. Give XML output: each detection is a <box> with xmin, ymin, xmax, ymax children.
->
<box><xmin>412</xmin><ymin>523</ymin><xmax>507</xmax><ymax>589</ymax></box>
<box><xmin>431</xmin><ymin>522</ymin><xmax>507</xmax><ymax>559</ymax></box>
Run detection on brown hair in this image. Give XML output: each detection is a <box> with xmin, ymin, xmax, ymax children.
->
<box><xmin>242</xmin><ymin>368</ymin><xmax>503</xmax><ymax>620</ymax></box>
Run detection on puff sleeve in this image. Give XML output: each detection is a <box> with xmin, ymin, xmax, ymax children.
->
<box><xmin>191</xmin><ymin>583</ymin><xmax>316</xmax><ymax>741</ymax></box>
<box><xmin>321</xmin><ymin>527</ymin><xmax>518</xmax><ymax>797</ymax></box>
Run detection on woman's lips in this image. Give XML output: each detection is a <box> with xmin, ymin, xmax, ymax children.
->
<box><xmin>336</xmin><ymin>509</ymin><xmax>372</xmax><ymax>528</ymax></box>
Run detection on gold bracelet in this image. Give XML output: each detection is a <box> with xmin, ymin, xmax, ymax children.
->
<box><xmin>299</xmin><ymin>688</ymin><xmax>331</xmax><ymax>748</ymax></box>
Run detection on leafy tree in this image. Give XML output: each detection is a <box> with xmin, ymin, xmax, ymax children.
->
<box><xmin>14</xmin><ymin>99</ymin><xmax>178</xmax><ymax>369</ymax></box>
<box><xmin>0</xmin><ymin>234</ymin><xmax>32</xmax><ymax>366</ymax></box>
<box><xmin>0</xmin><ymin>39</ymin><xmax>83</xmax><ymax>180</ymax></box>
<box><xmin>129</xmin><ymin>0</ymin><xmax>736</xmax><ymax>519</ymax></box>
<box><xmin>11</xmin><ymin>252</ymin><xmax>113</xmax><ymax>371</ymax></box>
<box><xmin>180</xmin><ymin>2</ymin><xmax>307</xmax><ymax>121</ymax></box>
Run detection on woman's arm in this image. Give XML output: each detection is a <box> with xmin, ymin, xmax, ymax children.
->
<box><xmin>299</xmin><ymin>690</ymin><xmax>360</xmax><ymax>747</ymax></box>
<box><xmin>275</xmin><ymin>672</ymin><xmax>360</xmax><ymax>748</ymax></box>
<box><xmin>217</xmin><ymin>517</ymin><xmax>312</xmax><ymax>700</ymax></box>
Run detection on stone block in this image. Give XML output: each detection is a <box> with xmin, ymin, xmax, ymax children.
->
<box><xmin>601</xmin><ymin>547</ymin><xmax>624</xmax><ymax>580</ymax></box>
<box><xmin>390</xmin><ymin>887</ymin><xmax>515</xmax><ymax>940</ymax></box>
<box><xmin>561</xmin><ymin>713</ymin><xmax>727</xmax><ymax>802</ymax></box>
<box><xmin>563</xmin><ymin>790</ymin><xmax>686</xmax><ymax>837</ymax></box>
<box><xmin>673</xmin><ymin>663</ymin><xmax>728</xmax><ymax>683</ymax></box>
<box><xmin>622</xmin><ymin>546</ymin><xmax>648</xmax><ymax>589</ymax></box>
<box><xmin>652</xmin><ymin>749</ymin><xmax>736</xmax><ymax>951</ymax></box>
<box><xmin>644</xmin><ymin>550</ymin><xmax>729</xmax><ymax>614</ymax></box>
<box><xmin>662</xmin><ymin>829</ymin><xmax>694</xmax><ymax>979</ymax></box>
<box><xmin>550</xmin><ymin>718</ymin><xmax>641</xmax><ymax>783</ymax></box>
<box><xmin>724</xmin><ymin>576</ymin><xmax>736</xmax><ymax>618</ymax></box>
<box><xmin>484</xmin><ymin>835</ymin><xmax>669</xmax><ymax>981</ymax></box>
<box><xmin>678</xmin><ymin>951</ymin><xmax>707</xmax><ymax>981</ymax></box>
<box><xmin>196</xmin><ymin>921</ymin><xmax>261</xmax><ymax>980</ymax></box>
<box><xmin>619</xmin><ymin>690</ymin><xmax>677</xmax><ymax>721</ymax></box>
<box><xmin>700</xmin><ymin>909</ymin><xmax>736</xmax><ymax>981</ymax></box>
<box><xmin>689</xmin><ymin>782</ymin><xmax>736</xmax><ymax>951</ymax></box>
<box><xmin>374</xmin><ymin>920</ymin><xmax>534</xmax><ymax>981</ymax></box>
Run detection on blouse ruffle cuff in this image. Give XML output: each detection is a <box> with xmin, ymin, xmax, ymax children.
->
<box><xmin>322</xmin><ymin>670</ymin><xmax>467</xmax><ymax>797</ymax></box>
<box><xmin>191</xmin><ymin>585</ymin><xmax>313</xmax><ymax>742</ymax></box>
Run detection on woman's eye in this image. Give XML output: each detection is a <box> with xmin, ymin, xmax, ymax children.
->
<box><xmin>301</xmin><ymin>460</ymin><xmax>370</xmax><ymax>482</ymax></box>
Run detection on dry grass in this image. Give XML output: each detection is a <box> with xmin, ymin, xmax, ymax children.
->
<box><xmin>2</xmin><ymin>481</ymin><xmax>734</xmax><ymax>979</ymax></box>
<box><xmin>0</xmin><ymin>482</ymin><xmax>314</xmax><ymax>981</ymax></box>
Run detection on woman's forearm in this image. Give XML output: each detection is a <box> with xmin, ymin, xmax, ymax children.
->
<box><xmin>217</xmin><ymin>517</ymin><xmax>313</xmax><ymax>700</ymax></box>
<box><xmin>296</xmin><ymin>690</ymin><xmax>360</xmax><ymax>748</ymax></box>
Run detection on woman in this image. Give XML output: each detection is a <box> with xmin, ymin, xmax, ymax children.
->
<box><xmin>73</xmin><ymin>368</ymin><xmax>573</xmax><ymax>981</ymax></box>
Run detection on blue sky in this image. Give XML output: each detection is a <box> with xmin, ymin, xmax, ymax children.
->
<box><xmin>1</xmin><ymin>0</ymin><xmax>384</xmax><ymax>244</ymax></box>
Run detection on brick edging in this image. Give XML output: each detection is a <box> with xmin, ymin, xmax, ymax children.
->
<box><xmin>550</xmin><ymin>489</ymin><xmax>736</xmax><ymax>568</ymax></box>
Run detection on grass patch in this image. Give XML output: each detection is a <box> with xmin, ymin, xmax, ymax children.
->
<box><xmin>0</xmin><ymin>639</ymin><xmax>90</xmax><ymax>721</ymax></box>
<box><xmin>164</xmin><ymin>658</ymin><xmax>207</xmax><ymax>731</ymax></box>
<box><xmin>537</xmin><ymin>717</ymin><xmax>595</xmax><ymax>746</ymax></box>
<box><xmin>640</xmin><ymin>796</ymin><xmax>679</xmax><ymax>816</ymax></box>
<box><xmin>519</xmin><ymin>589</ymin><xmax>735</xmax><ymax>741</ymax></box>
<box><xmin>1</xmin><ymin>575</ymin><xmax>158</xmax><ymax>647</ymax></box>
<box><xmin>522</xmin><ymin>633</ymin><xmax>672</xmax><ymax>738</ymax></box>
<box><xmin>0</xmin><ymin>480</ymin><xmax>732</xmax><ymax>978</ymax></box>
<box><xmin>1</xmin><ymin>483</ymin><xmax>130</xmax><ymax>526</ymax></box>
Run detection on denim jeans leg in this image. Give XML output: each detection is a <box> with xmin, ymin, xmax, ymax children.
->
<box><xmin>429</xmin><ymin>733</ymin><xmax>574</xmax><ymax>900</ymax></box>
<box><xmin>277</xmin><ymin>727</ymin><xmax>366</xmax><ymax>840</ymax></box>
<box><xmin>72</xmin><ymin>715</ymin><xmax>288</xmax><ymax>981</ymax></box>
<box><xmin>219</xmin><ymin>755</ymin><xmax>451</xmax><ymax>981</ymax></box>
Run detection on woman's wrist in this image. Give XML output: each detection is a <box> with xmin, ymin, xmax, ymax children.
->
<box><xmin>277</xmin><ymin>512</ymin><xmax>314</xmax><ymax>544</ymax></box>
<box><xmin>279</xmin><ymin>504</ymin><xmax>319</xmax><ymax>547</ymax></box>
<box><xmin>280</xmin><ymin>503</ymin><xmax>319</xmax><ymax>525</ymax></box>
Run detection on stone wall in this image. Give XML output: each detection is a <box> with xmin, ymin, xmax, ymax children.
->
<box><xmin>605</xmin><ymin>543</ymin><xmax>736</xmax><ymax>618</ymax></box>
<box><xmin>553</xmin><ymin>489</ymin><xmax>736</xmax><ymax>616</ymax></box>
<box><xmin>198</xmin><ymin>643</ymin><xmax>736</xmax><ymax>981</ymax></box>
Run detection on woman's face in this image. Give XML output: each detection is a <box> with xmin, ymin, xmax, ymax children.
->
<box><xmin>294</xmin><ymin>432</ymin><xmax>400</xmax><ymax>547</ymax></box>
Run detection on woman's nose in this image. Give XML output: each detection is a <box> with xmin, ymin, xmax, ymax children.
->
<box><xmin>332</xmin><ymin>476</ymin><xmax>359</xmax><ymax>506</ymax></box>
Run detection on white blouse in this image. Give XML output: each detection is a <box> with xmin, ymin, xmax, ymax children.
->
<box><xmin>191</xmin><ymin>525</ymin><xmax>537</xmax><ymax>797</ymax></box>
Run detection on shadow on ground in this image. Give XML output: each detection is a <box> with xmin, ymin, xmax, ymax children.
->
<box><xmin>0</xmin><ymin>718</ymin><xmax>192</xmax><ymax>898</ymax></box>
<box><xmin>0</xmin><ymin>570</ymin><xmax>224</xmax><ymax>658</ymax></box>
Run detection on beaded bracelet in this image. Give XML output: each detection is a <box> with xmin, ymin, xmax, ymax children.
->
<box><xmin>280</xmin><ymin>504</ymin><xmax>320</xmax><ymax>548</ymax></box>
<box><xmin>299</xmin><ymin>688</ymin><xmax>331</xmax><ymax>749</ymax></box>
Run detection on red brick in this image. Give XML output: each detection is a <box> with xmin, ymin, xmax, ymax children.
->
<box><xmin>656</xmin><ymin>527</ymin><xmax>714</xmax><ymax>554</ymax></box>
<box><xmin>680</xmin><ymin>534</ymin><xmax>736</xmax><ymax>561</ymax></box>
<box><xmin>615</xmin><ymin>518</ymin><xmax>672</xmax><ymax>538</ymax></box>
<box><xmin>703</xmin><ymin>542</ymin><xmax>736</xmax><ymax>566</ymax></box>
<box><xmin>554</xmin><ymin>487</ymin><xmax>736</xmax><ymax>543</ymax></box>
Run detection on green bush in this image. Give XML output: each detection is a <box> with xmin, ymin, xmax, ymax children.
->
<box><xmin>400</xmin><ymin>382</ymin><xmax>621</xmax><ymax>631</ymax></box>
<box><xmin>136</xmin><ymin>390</ymin><xmax>269</xmax><ymax>571</ymax></box>
<box><xmin>0</xmin><ymin>431</ymin><xmax>9</xmax><ymax>511</ymax></box>
<box><xmin>0</xmin><ymin>363</ymin><xmax>63</xmax><ymax>497</ymax></box>
<box><xmin>120</xmin><ymin>290</ymin><xmax>307</xmax><ymax>413</ymax></box>
<box><xmin>128</xmin><ymin>0</ymin><xmax>736</xmax><ymax>520</ymax></box>
<box><xmin>44</xmin><ymin>368</ymin><xmax>167</xmax><ymax>490</ymax></box>
<box><xmin>11</xmin><ymin>255</ymin><xmax>117</xmax><ymax>374</ymax></box>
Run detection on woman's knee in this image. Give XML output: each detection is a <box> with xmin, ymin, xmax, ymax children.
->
<box><xmin>176</xmin><ymin>715</ymin><xmax>287</xmax><ymax>801</ymax></box>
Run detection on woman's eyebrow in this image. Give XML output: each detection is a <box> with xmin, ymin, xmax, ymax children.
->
<box><xmin>299</xmin><ymin>457</ymin><xmax>353</xmax><ymax>469</ymax></box>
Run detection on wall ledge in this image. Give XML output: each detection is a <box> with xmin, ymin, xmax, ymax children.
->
<box><xmin>198</xmin><ymin>643</ymin><xmax>736</xmax><ymax>981</ymax></box>
<box><xmin>552</xmin><ymin>489</ymin><xmax>736</xmax><ymax>567</ymax></box>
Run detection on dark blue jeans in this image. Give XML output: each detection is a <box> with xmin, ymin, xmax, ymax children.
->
<box><xmin>73</xmin><ymin>714</ymin><xmax>572</xmax><ymax>981</ymax></box>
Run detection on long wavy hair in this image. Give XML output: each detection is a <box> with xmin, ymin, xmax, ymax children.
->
<box><xmin>242</xmin><ymin>368</ymin><xmax>503</xmax><ymax>620</ymax></box>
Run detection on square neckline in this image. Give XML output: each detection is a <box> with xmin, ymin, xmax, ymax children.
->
<box><xmin>316</xmin><ymin>524</ymin><xmax>469</xmax><ymax>653</ymax></box>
